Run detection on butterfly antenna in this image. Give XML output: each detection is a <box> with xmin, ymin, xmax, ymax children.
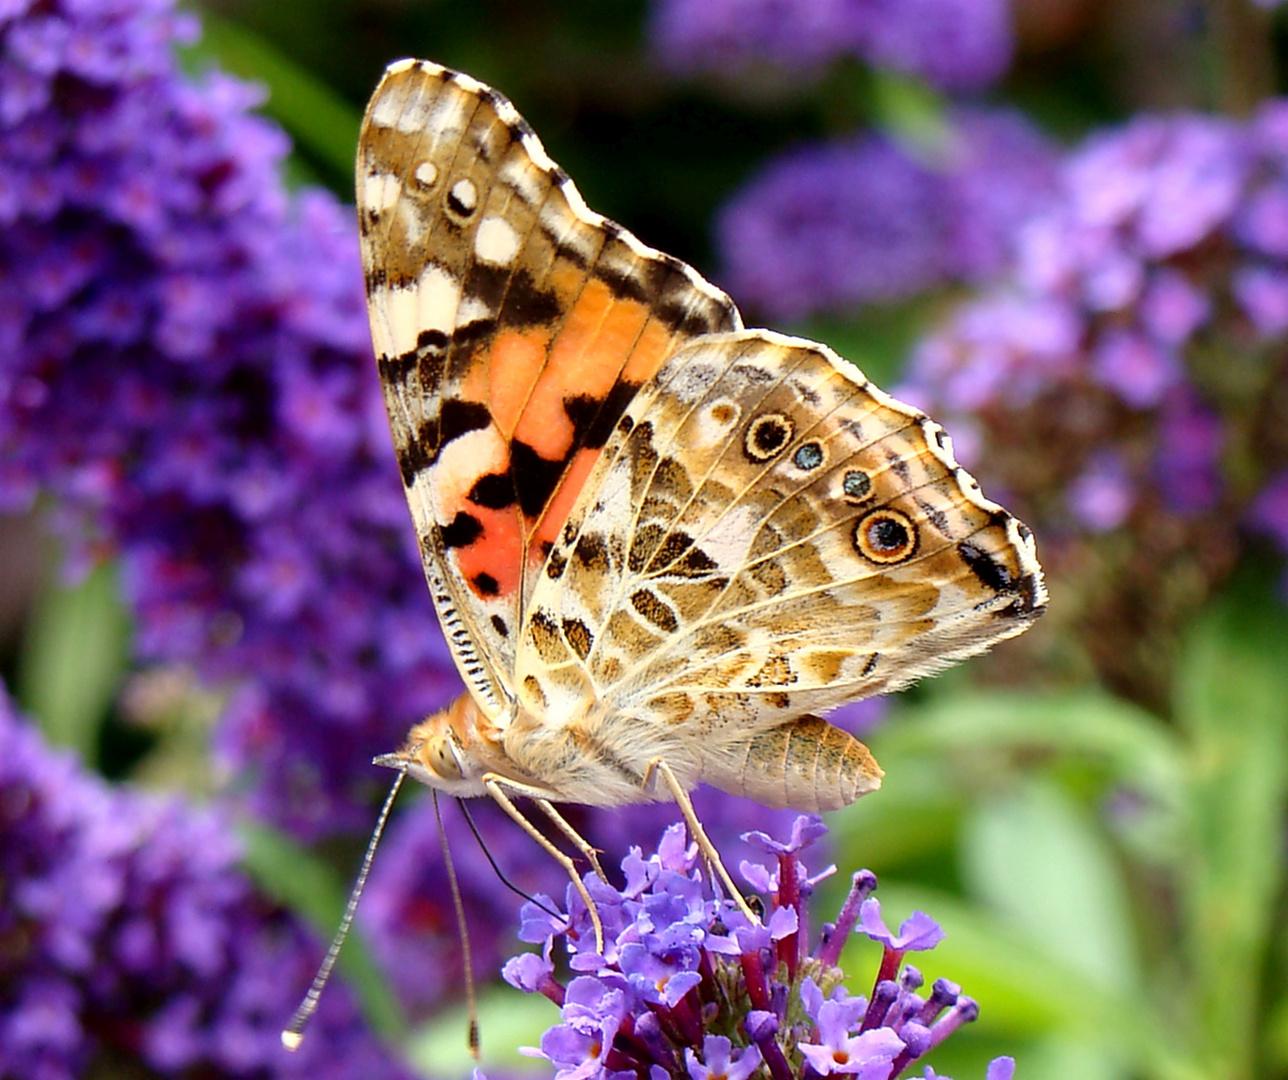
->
<box><xmin>281</xmin><ymin>768</ymin><xmax>406</xmax><ymax>1051</ymax></box>
<box><xmin>435</xmin><ymin>792</ymin><xmax>480</xmax><ymax>1059</ymax></box>
<box><xmin>458</xmin><ymin>799</ymin><xmax>563</xmax><ymax>920</ymax></box>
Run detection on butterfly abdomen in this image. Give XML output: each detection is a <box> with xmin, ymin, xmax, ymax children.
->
<box><xmin>705</xmin><ymin>714</ymin><xmax>883</xmax><ymax>812</ymax></box>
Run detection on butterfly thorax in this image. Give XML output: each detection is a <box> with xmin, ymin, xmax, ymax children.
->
<box><xmin>389</xmin><ymin>688</ymin><xmax>687</xmax><ymax>807</ymax></box>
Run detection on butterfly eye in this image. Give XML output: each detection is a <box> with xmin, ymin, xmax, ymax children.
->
<box><xmin>744</xmin><ymin>412</ymin><xmax>795</xmax><ymax>462</ymax></box>
<box><xmin>424</xmin><ymin>736</ymin><xmax>465</xmax><ymax>781</ymax></box>
<box><xmin>854</xmin><ymin>509</ymin><xmax>918</xmax><ymax>564</ymax></box>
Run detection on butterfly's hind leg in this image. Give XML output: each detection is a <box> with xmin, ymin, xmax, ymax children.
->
<box><xmin>480</xmin><ymin>774</ymin><xmax>606</xmax><ymax>954</ymax></box>
<box><xmin>644</xmin><ymin>758</ymin><xmax>758</xmax><ymax>923</ymax></box>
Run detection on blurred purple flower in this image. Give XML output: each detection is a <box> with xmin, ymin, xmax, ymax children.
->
<box><xmin>906</xmin><ymin>105</ymin><xmax>1288</xmax><ymax>551</ymax></box>
<box><xmin>651</xmin><ymin>0</ymin><xmax>1013</xmax><ymax>91</ymax></box>
<box><xmin>717</xmin><ymin>108</ymin><xmax>1057</xmax><ymax>319</ymax></box>
<box><xmin>0</xmin><ymin>0</ymin><xmax>458</xmax><ymax>837</ymax></box>
<box><xmin>0</xmin><ymin>690</ymin><xmax>411</xmax><ymax>1080</ymax></box>
<box><xmin>502</xmin><ymin>816</ymin><xmax>1007</xmax><ymax>1080</ymax></box>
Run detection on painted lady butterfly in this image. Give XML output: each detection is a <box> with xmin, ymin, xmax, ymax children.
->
<box><xmin>357</xmin><ymin>59</ymin><xmax>1046</xmax><ymax>842</ymax></box>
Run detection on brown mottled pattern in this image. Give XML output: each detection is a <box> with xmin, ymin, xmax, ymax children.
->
<box><xmin>517</xmin><ymin>329</ymin><xmax>1046</xmax><ymax>805</ymax></box>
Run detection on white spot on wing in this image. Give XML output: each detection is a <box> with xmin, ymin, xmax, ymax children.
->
<box><xmin>474</xmin><ymin>216</ymin><xmax>521</xmax><ymax>265</ymax></box>
<box><xmin>414</xmin><ymin>161</ymin><xmax>439</xmax><ymax>188</ymax></box>
<box><xmin>361</xmin><ymin>171</ymin><xmax>402</xmax><ymax>211</ymax></box>
<box><xmin>368</xmin><ymin>264</ymin><xmax>461</xmax><ymax>358</ymax></box>
<box><xmin>450</xmin><ymin>178</ymin><xmax>478</xmax><ymax>213</ymax></box>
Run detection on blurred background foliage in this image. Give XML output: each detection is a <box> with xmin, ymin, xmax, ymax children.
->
<box><xmin>4</xmin><ymin>1</ymin><xmax>1288</xmax><ymax>1079</ymax></box>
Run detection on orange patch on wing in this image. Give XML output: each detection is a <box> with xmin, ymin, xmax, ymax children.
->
<box><xmin>515</xmin><ymin>292</ymin><xmax>652</xmax><ymax>460</ymax></box>
<box><xmin>531</xmin><ymin>445</ymin><xmax>601</xmax><ymax>554</ymax></box>
<box><xmin>623</xmin><ymin>318</ymin><xmax>676</xmax><ymax>384</ymax></box>
<box><xmin>589</xmin><ymin>299</ymin><xmax>650</xmax><ymax>378</ymax></box>
<box><xmin>547</xmin><ymin>279</ymin><xmax>614</xmax><ymax>374</ymax></box>
<box><xmin>489</xmin><ymin>328</ymin><xmax>550</xmax><ymax>438</ymax></box>
<box><xmin>454</xmin><ymin>503</ymin><xmax>524</xmax><ymax>599</ymax></box>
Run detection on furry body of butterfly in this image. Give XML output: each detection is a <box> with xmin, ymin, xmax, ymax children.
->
<box><xmin>357</xmin><ymin>59</ymin><xmax>1047</xmax><ymax>815</ymax></box>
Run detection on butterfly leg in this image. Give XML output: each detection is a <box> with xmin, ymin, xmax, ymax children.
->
<box><xmin>534</xmin><ymin>799</ymin><xmax>608</xmax><ymax>883</ymax></box>
<box><xmin>644</xmin><ymin>758</ymin><xmax>758</xmax><ymax>923</ymax></box>
<box><xmin>481</xmin><ymin>774</ymin><xmax>606</xmax><ymax>954</ymax></box>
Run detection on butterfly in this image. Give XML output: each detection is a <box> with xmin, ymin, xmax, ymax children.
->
<box><xmin>355</xmin><ymin>59</ymin><xmax>1047</xmax><ymax>906</ymax></box>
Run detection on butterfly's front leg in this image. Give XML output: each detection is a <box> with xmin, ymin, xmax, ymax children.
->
<box><xmin>480</xmin><ymin>773</ymin><xmax>607</xmax><ymax>954</ymax></box>
<box><xmin>643</xmin><ymin>758</ymin><xmax>758</xmax><ymax>923</ymax></box>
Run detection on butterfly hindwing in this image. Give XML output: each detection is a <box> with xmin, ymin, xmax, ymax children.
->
<box><xmin>358</xmin><ymin>59</ymin><xmax>740</xmax><ymax>715</ymax></box>
<box><xmin>513</xmin><ymin>330</ymin><xmax>1045</xmax><ymax>800</ymax></box>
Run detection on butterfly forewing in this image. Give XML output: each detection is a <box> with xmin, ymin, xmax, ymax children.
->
<box><xmin>358</xmin><ymin>60</ymin><xmax>740</xmax><ymax>716</ymax></box>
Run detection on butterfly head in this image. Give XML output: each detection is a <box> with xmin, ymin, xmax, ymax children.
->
<box><xmin>373</xmin><ymin>691</ymin><xmax>505</xmax><ymax>797</ymax></box>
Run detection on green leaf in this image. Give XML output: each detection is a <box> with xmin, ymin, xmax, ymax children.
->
<box><xmin>868</xmin><ymin>68</ymin><xmax>951</xmax><ymax>150</ymax></box>
<box><xmin>237</xmin><ymin>821</ymin><xmax>405</xmax><ymax>1043</ymax></box>
<box><xmin>960</xmin><ymin>778</ymin><xmax>1139</xmax><ymax>994</ymax></box>
<box><xmin>16</xmin><ymin>559</ymin><xmax>131</xmax><ymax>764</ymax></box>
<box><xmin>192</xmin><ymin>9</ymin><xmax>361</xmax><ymax>182</ymax></box>
<box><xmin>878</xmin><ymin>691</ymin><xmax>1186</xmax><ymax>819</ymax></box>
<box><xmin>1174</xmin><ymin>573</ymin><xmax>1288</xmax><ymax>1078</ymax></box>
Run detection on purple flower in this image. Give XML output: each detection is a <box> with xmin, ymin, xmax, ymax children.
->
<box><xmin>716</xmin><ymin>108</ymin><xmax>1057</xmax><ymax>319</ymax></box>
<box><xmin>0</xmin><ymin>0</ymin><xmax>460</xmax><ymax>839</ymax></box>
<box><xmin>362</xmin><ymin>789</ymin><xmax>809</xmax><ymax>1018</ymax></box>
<box><xmin>1067</xmin><ymin>452</ymin><xmax>1135</xmax><ymax>532</ymax></box>
<box><xmin>0</xmin><ymin>690</ymin><xmax>411</xmax><ymax>1080</ymax></box>
<box><xmin>650</xmin><ymin>0</ymin><xmax>1013</xmax><ymax>91</ymax></box>
<box><xmin>503</xmin><ymin>817</ymin><xmax>1010</xmax><ymax>1080</ymax></box>
<box><xmin>858</xmin><ymin>899</ymin><xmax>946</xmax><ymax>952</ymax></box>
<box><xmin>686</xmin><ymin>1035</ymin><xmax>763</xmax><ymax>1080</ymax></box>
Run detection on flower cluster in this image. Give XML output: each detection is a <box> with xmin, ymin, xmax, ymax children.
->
<box><xmin>0</xmin><ymin>0</ymin><xmax>460</xmax><ymax>838</ymax></box>
<box><xmin>650</xmin><ymin>0</ymin><xmax>1013</xmax><ymax>92</ymax></box>
<box><xmin>362</xmin><ymin>788</ymin><xmax>809</xmax><ymax>1018</ymax></box>
<box><xmin>503</xmin><ymin>816</ymin><xmax>1011</xmax><ymax>1080</ymax></box>
<box><xmin>716</xmin><ymin>108</ymin><xmax>1057</xmax><ymax>319</ymax></box>
<box><xmin>0</xmin><ymin>691</ymin><xmax>411</xmax><ymax>1080</ymax></box>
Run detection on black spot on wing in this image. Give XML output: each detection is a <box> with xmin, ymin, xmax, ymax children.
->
<box><xmin>915</xmin><ymin>496</ymin><xmax>952</xmax><ymax>538</ymax></box>
<box><xmin>564</xmin><ymin>380</ymin><xmax>642</xmax><ymax>450</ymax></box>
<box><xmin>451</xmin><ymin>318</ymin><xmax>498</xmax><ymax>348</ymax></box>
<box><xmin>440</xmin><ymin>511</ymin><xmax>484</xmax><ymax>549</ymax></box>
<box><xmin>465</xmin><ymin>262</ymin><xmax>511</xmax><ymax>312</ymax></box>
<box><xmin>562</xmin><ymin>618</ymin><xmax>593</xmax><ymax>660</ymax></box>
<box><xmin>574</xmin><ymin>532</ymin><xmax>611</xmax><ymax>572</ymax></box>
<box><xmin>502</xmin><ymin>270</ymin><xmax>562</xmax><ymax>328</ymax></box>
<box><xmin>886</xmin><ymin>453</ymin><xmax>912</xmax><ymax>484</ymax></box>
<box><xmin>510</xmin><ymin>440</ymin><xmax>566</xmax><ymax>518</ymax></box>
<box><xmin>398</xmin><ymin>428</ymin><xmax>434</xmax><ymax>485</ymax></box>
<box><xmin>473</xmin><ymin>572</ymin><xmax>499</xmax><ymax>596</ymax></box>
<box><xmin>957</xmin><ymin>540</ymin><xmax>1014</xmax><ymax>594</ymax></box>
<box><xmin>468</xmin><ymin>472</ymin><xmax>516</xmax><ymax>509</ymax></box>
<box><xmin>439</xmin><ymin>399</ymin><xmax>493</xmax><ymax>445</ymax></box>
